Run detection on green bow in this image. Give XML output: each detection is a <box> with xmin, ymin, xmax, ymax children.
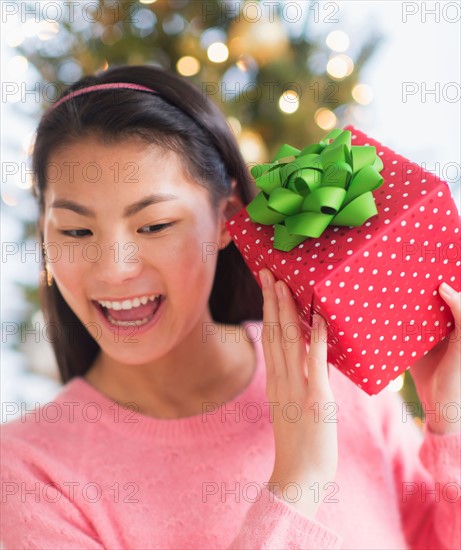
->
<box><xmin>246</xmin><ymin>129</ymin><xmax>384</xmax><ymax>252</ymax></box>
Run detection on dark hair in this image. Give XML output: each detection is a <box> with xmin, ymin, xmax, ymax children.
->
<box><xmin>32</xmin><ymin>65</ymin><xmax>263</xmax><ymax>384</ymax></box>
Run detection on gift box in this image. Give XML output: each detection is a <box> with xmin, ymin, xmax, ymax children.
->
<box><xmin>225</xmin><ymin>126</ymin><xmax>461</xmax><ymax>395</ymax></box>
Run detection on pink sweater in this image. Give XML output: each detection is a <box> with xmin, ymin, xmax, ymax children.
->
<box><xmin>1</xmin><ymin>320</ymin><xmax>460</xmax><ymax>549</ymax></box>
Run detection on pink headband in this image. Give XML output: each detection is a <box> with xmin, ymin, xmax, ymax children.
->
<box><xmin>49</xmin><ymin>82</ymin><xmax>157</xmax><ymax>112</ymax></box>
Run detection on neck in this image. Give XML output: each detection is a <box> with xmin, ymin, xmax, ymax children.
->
<box><xmin>84</xmin><ymin>316</ymin><xmax>253</xmax><ymax>419</ymax></box>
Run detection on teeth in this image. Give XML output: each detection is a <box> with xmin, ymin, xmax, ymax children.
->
<box><xmin>106</xmin><ymin>314</ymin><xmax>151</xmax><ymax>327</ymax></box>
<box><xmin>97</xmin><ymin>294</ymin><xmax>159</xmax><ymax>310</ymax></box>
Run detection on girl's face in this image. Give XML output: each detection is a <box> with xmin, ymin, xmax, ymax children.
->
<box><xmin>41</xmin><ymin>135</ymin><xmax>234</xmax><ymax>366</ymax></box>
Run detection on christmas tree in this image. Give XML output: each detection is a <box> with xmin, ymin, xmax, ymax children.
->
<box><xmin>9</xmin><ymin>0</ymin><xmax>421</xmax><ymax>416</ymax></box>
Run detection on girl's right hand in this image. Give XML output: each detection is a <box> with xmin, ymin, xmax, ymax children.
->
<box><xmin>258</xmin><ymin>268</ymin><xmax>338</xmax><ymax>520</ymax></box>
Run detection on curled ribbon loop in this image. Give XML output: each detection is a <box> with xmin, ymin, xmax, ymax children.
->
<box><xmin>246</xmin><ymin>129</ymin><xmax>385</xmax><ymax>251</ymax></box>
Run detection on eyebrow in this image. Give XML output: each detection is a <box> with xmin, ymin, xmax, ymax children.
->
<box><xmin>50</xmin><ymin>194</ymin><xmax>180</xmax><ymax>218</ymax></box>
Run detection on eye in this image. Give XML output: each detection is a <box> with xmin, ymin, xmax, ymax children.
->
<box><xmin>138</xmin><ymin>222</ymin><xmax>174</xmax><ymax>234</ymax></box>
<box><xmin>60</xmin><ymin>229</ymin><xmax>92</xmax><ymax>238</ymax></box>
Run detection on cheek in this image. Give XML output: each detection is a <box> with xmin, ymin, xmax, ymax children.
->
<box><xmin>153</xmin><ymin>227</ymin><xmax>218</xmax><ymax>298</ymax></box>
<box><xmin>47</xmin><ymin>242</ymin><xmax>90</xmax><ymax>308</ymax></box>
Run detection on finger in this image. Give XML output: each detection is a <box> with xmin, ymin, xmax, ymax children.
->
<box><xmin>259</xmin><ymin>269</ymin><xmax>288</xmax><ymax>382</ymax></box>
<box><xmin>439</xmin><ymin>282</ymin><xmax>461</xmax><ymax>327</ymax></box>
<box><xmin>274</xmin><ymin>279</ymin><xmax>308</xmax><ymax>389</ymax></box>
<box><xmin>306</xmin><ymin>313</ymin><xmax>330</xmax><ymax>390</ymax></box>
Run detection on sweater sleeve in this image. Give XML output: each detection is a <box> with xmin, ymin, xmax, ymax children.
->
<box><xmin>227</xmin><ymin>486</ymin><xmax>342</xmax><ymax>550</ymax></box>
<box><xmin>0</xmin><ymin>440</ymin><xmax>104</xmax><ymax>550</ymax></box>
<box><xmin>379</xmin><ymin>390</ymin><xmax>461</xmax><ymax>550</ymax></box>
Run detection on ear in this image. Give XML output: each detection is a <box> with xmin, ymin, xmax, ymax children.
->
<box><xmin>218</xmin><ymin>179</ymin><xmax>244</xmax><ymax>250</ymax></box>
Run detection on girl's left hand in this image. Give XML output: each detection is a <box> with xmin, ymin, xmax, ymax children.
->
<box><xmin>410</xmin><ymin>282</ymin><xmax>461</xmax><ymax>435</ymax></box>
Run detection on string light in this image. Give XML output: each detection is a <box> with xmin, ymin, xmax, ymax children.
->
<box><xmin>177</xmin><ymin>56</ymin><xmax>200</xmax><ymax>76</ymax></box>
<box><xmin>314</xmin><ymin>108</ymin><xmax>337</xmax><ymax>130</ymax></box>
<box><xmin>207</xmin><ymin>42</ymin><xmax>229</xmax><ymax>63</ymax></box>
<box><xmin>326</xmin><ymin>31</ymin><xmax>350</xmax><ymax>52</ymax></box>
<box><xmin>326</xmin><ymin>55</ymin><xmax>354</xmax><ymax>79</ymax></box>
<box><xmin>352</xmin><ymin>83</ymin><xmax>374</xmax><ymax>105</ymax></box>
<box><xmin>278</xmin><ymin>90</ymin><xmax>299</xmax><ymax>114</ymax></box>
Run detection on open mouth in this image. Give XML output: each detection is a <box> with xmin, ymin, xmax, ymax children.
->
<box><xmin>93</xmin><ymin>295</ymin><xmax>164</xmax><ymax>328</ymax></box>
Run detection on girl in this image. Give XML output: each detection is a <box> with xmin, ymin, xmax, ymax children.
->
<box><xmin>1</xmin><ymin>65</ymin><xmax>460</xmax><ymax>550</ymax></box>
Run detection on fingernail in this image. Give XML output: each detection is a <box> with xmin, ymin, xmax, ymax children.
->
<box><xmin>259</xmin><ymin>270</ymin><xmax>269</xmax><ymax>288</ymax></box>
<box><xmin>440</xmin><ymin>282</ymin><xmax>456</xmax><ymax>296</ymax></box>
<box><xmin>275</xmin><ymin>282</ymin><xmax>285</xmax><ymax>298</ymax></box>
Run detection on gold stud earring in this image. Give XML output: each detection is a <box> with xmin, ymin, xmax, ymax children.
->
<box><xmin>45</xmin><ymin>263</ymin><xmax>53</xmax><ymax>286</ymax></box>
<box><xmin>41</xmin><ymin>263</ymin><xmax>53</xmax><ymax>286</ymax></box>
<box><xmin>41</xmin><ymin>242</ymin><xmax>53</xmax><ymax>286</ymax></box>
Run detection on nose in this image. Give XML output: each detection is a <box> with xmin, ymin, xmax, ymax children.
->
<box><xmin>91</xmin><ymin>238</ymin><xmax>143</xmax><ymax>285</ymax></box>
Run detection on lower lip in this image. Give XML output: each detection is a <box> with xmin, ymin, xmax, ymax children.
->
<box><xmin>92</xmin><ymin>297</ymin><xmax>165</xmax><ymax>337</ymax></box>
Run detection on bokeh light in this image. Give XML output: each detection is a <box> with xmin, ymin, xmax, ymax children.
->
<box><xmin>227</xmin><ymin>117</ymin><xmax>242</xmax><ymax>136</ymax></box>
<box><xmin>326</xmin><ymin>31</ymin><xmax>350</xmax><ymax>52</ymax></box>
<box><xmin>207</xmin><ymin>42</ymin><xmax>229</xmax><ymax>63</ymax></box>
<box><xmin>6</xmin><ymin>27</ymin><xmax>25</xmax><ymax>48</ymax></box>
<box><xmin>237</xmin><ymin>130</ymin><xmax>267</xmax><ymax>164</ymax></box>
<box><xmin>327</xmin><ymin>55</ymin><xmax>354</xmax><ymax>79</ymax></box>
<box><xmin>7</xmin><ymin>56</ymin><xmax>28</xmax><ymax>77</ymax></box>
<box><xmin>314</xmin><ymin>108</ymin><xmax>337</xmax><ymax>130</ymax></box>
<box><xmin>1</xmin><ymin>192</ymin><xmax>18</xmax><ymax>206</ymax></box>
<box><xmin>387</xmin><ymin>374</ymin><xmax>405</xmax><ymax>392</ymax></box>
<box><xmin>37</xmin><ymin>21</ymin><xmax>59</xmax><ymax>41</ymax></box>
<box><xmin>176</xmin><ymin>56</ymin><xmax>200</xmax><ymax>76</ymax></box>
<box><xmin>352</xmin><ymin>83</ymin><xmax>374</xmax><ymax>105</ymax></box>
<box><xmin>278</xmin><ymin>90</ymin><xmax>299</xmax><ymax>114</ymax></box>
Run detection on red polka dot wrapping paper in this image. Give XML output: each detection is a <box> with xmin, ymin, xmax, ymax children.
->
<box><xmin>225</xmin><ymin>126</ymin><xmax>461</xmax><ymax>396</ymax></box>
